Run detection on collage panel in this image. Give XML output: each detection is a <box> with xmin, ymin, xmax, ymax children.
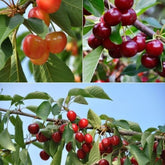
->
<box><xmin>0</xmin><ymin>0</ymin><xmax>82</xmax><ymax>82</ymax></box>
<box><xmin>0</xmin><ymin>83</ymin><xmax>164</xmax><ymax>164</ymax></box>
<box><xmin>83</xmin><ymin>0</ymin><xmax>165</xmax><ymax>82</ymax></box>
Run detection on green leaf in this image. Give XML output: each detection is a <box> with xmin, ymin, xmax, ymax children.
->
<box><xmin>0</xmin><ymin>129</ymin><xmax>15</xmax><ymax>151</ymax></box>
<box><xmin>33</xmin><ymin>54</ymin><xmax>74</xmax><ymax>82</ymax></box>
<box><xmin>128</xmin><ymin>121</ymin><xmax>142</xmax><ymax>132</ymax></box>
<box><xmin>135</xmin><ymin>0</ymin><xmax>157</xmax><ymax>10</ymax></box>
<box><xmin>26</xmin><ymin>106</ymin><xmax>38</xmax><ymax>113</ymax></box>
<box><xmin>87</xmin><ymin>139</ymin><xmax>100</xmax><ymax>165</ymax></box>
<box><xmin>15</xmin><ymin>115</ymin><xmax>25</xmax><ymax>148</ymax></box>
<box><xmin>0</xmin><ymin>14</ymin><xmax>24</xmax><ymax>45</ymax></box>
<box><xmin>143</xmin><ymin>17</ymin><xmax>162</xmax><ymax>28</ymax></box>
<box><xmin>63</xmin><ymin>124</ymin><xmax>74</xmax><ymax>143</ymax></box>
<box><xmin>52</xmin><ymin>104</ymin><xmax>61</xmax><ymax>116</ymax></box>
<box><xmin>145</xmin><ymin>134</ymin><xmax>154</xmax><ymax>160</ymax></box>
<box><xmin>110</xmin><ymin>24</ymin><xmax>122</xmax><ymax>44</ymax></box>
<box><xmin>0</xmin><ymin>95</ymin><xmax>12</xmax><ymax>101</ymax></box>
<box><xmin>87</xmin><ymin>109</ymin><xmax>101</xmax><ymax>129</ymax></box>
<box><xmin>68</xmin><ymin>88</ymin><xmax>92</xmax><ymax>97</ymax></box>
<box><xmin>158</xmin><ymin>125</ymin><xmax>165</xmax><ymax>133</ymax></box>
<box><xmin>0</xmin><ymin>37</ymin><xmax>13</xmax><ymax>70</ymax></box>
<box><xmin>124</xmin><ymin>158</ymin><xmax>132</xmax><ymax>165</ymax></box>
<box><xmin>83</xmin><ymin>46</ymin><xmax>103</xmax><ymax>82</ymax></box>
<box><xmin>65</xmin><ymin>152</ymin><xmax>84</xmax><ymax>165</ymax></box>
<box><xmin>36</xmin><ymin>101</ymin><xmax>51</xmax><ymax>121</ymax></box>
<box><xmin>73</xmin><ymin>95</ymin><xmax>88</xmax><ymax>105</ymax></box>
<box><xmin>83</xmin><ymin>24</ymin><xmax>94</xmax><ymax>35</ymax></box>
<box><xmin>11</xmin><ymin>94</ymin><xmax>24</xmax><ymax>106</ymax></box>
<box><xmin>113</xmin><ymin>120</ymin><xmax>130</xmax><ymax>130</ymax></box>
<box><xmin>84</xmin><ymin>0</ymin><xmax>104</xmax><ymax>17</ymax></box>
<box><xmin>19</xmin><ymin>149</ymin><xmax>32</xmax><ymax>165</ymax></box>
<box><xmin>127</xmin><ymin>144</ymin><xmax>149</xmax><ymax>165</ymax></box>
<box><xmin>122</xmin><ymin>64</ymin><xmax>149</xmax><ymax>76</ymax></box>
<box><xmin>46</xmin><ymin>140</ymin><xmax>59</xmax><ymax>157</ymax></box>
<box><xmin>51</xmin><ymin>140</ymin><xmax>65</xmax><ymax>165</ymax></box>
<box><xmin>141</xmin><ymin>131</ymin><xmax>151</xmax><ymax>147</ymax></box>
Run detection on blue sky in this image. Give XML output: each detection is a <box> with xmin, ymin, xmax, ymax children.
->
<box><xmin>0</xmin><ymin>83</ymin><xmax>164</xmax><ymax>164</ymax></box>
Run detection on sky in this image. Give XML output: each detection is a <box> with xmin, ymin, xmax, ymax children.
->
<box><xmin>0</xmin><ymin>83</ymin><xmax>164</xmax><ymax>164</ymax></box>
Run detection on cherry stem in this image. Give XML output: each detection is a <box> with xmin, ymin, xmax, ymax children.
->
<box><xmin>50</xmin><ymin>21</ymin><xmax>56</xmax><ymax>31</ymax></box>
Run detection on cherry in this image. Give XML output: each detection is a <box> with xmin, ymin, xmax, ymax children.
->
<box><xmin>102</xmin><ymin>138</ymin><xmax>111</xmax><ymax>149</ymax></box>
<box><xmin>36</xmin><ymin>0</ymin><xmax>61</xmax><ymax>14</ymax></box>
<box><xmin>111</xmin><ymin>135</ymin><xmax>120</xmax><ymax>146</ymax></box>
<box><xmin>78</xmin><ymin>118</ymin><xmax>88</xmax><ymax>128</ymax></box>
<box><xmin>141</xmin><ymin>53</ymin><xmax>159</xmax><ymax>69</ymax></box>
<box><xmin>77</xmin><ymin>149</ymin><xmax>86</xmax><ymax>159</ymax></box>
<box><xmin>93</xmin><ymin>22</ymin><xmax>111</xmax><ymax>39</ymax></box>
<box><xmin>45</xmin><ymin>31</ymin><xmax>67</xmax><ymax>54</ymax></box>
<box><xmin>105</xmin><ymin>145</ymin><xmax>113</xmax><ymax>153</ymax></box>
<box><xmin>161</xmin><ymin>150</ymin><xmax>165</xmax><ymax>160</ymax></box>
<box><xmin>30</xmin><ymin>51</ymin><xmax>49</xmax><ymax>65</ymax></box>
<box><xmin>83</xmin><ymin>8</ymin><xmax>91</xmax><ymax>15</ymax></box>
<box><xmin>115</xmin><ymin>0</ymin><xmax>133</xmax><ymax>11</ymax></box>
<box><xmin>51</xmin><ymin>132</ymin><xmax>62</xmax><ymax>143</ymax></box>
<box><xmin>141</xmin><ymin>76</ymin><xmax>148</xmax><ymax>82</ymax></box>
<box><xmin>75</xmin><ymin>132</ymin><xmax>84</xmax><ymax>142</ymax></box>
<box><xmin>66</xmin><ymin>142</ymin><xmax>72</xmax><ymax>152</ymax></box>
<box><xmin>88</xmin><ymin>34</ymin><xmax>102</xmax><ymax>49</ymax></box>
<box><xmin>40</xmin><ymin>150</ymin><xmax>50</xmax><ymax>160</ymax></box>
<box><xmin>146</xmin><ymin>40</ymin><xmax>163</xmax><ymax>57</ymax></box>
<box><xmin>122</xmin><ymin>140</ymin><xmax>129</xmax><ymax>146</ymax></box>
<box><xmin>59</xmin><ymin>124</ymin><xmax>67</xmax><ymax>133</ymax></box>
<box><xmin>137</xmin><ymin>32</ymin><xmax>147</xmax><ymax>40</ymax></box>
<box><xmin>84</xmin><ymin>133</ymin><xmax>93</xmax><ymax>144</ymax></box>
<box><xmin>67</xmin><ymin>110</ymin><xmax>77</xmax><ymax>122</ymax></box>
<box><xmin>82</xmin><ymin>143</ymin><xmax>91</xmax><ymax>153</ymax></box>
<box><xmin>133</xmin><ymin>35</ymin><xmax>146</xmax><ymax>52</ymax></box>
<box><xmin>28</xmin><ymin>123</ymin><xmax>39</xmax><ymax>134</ymax></box>
<box><xmin>98</xmin><ymin>159</ymin><xmax>109</xmax><ymax>165</ymax></box>
<box><xmin>157</xmin><ymin>61</ymin><xmax>165</xmax><ymax>77</ymax></box>
<box><xmin>120</xmin><ymin>40</ymin><xmax>138</xmax><ymax>57</ymax></box>
<box><xmin>28</xmin><ymin>7</ymin><xmax>50</xmax><ymax>26</ymax></box>
<box><xmin>99</xmin><ymin>142</ymin><xmax>105</xmax><ymax>153</ymax></box>
<box><xmin>36</xmin><ymin>132</ymin><xmax>49</xmax><ymax>142</ymax></box>
<box><xmin>103</xmin><ymin>8</ymin><xmax>122</xmax><ymax>26</ymax></box>
<box><xmin>102</xmin><ymin>37</ymin><xmax>118</xmax><ymax>50</ymax></box>
<box><xmin>72</xmin><ymin>123</ymin><xmax>78</xmax><ymax>133</ymax></box>
<box><xmin>121</xmin><ymin>157</ymin><xmax>127</xmax><ymax>165</ymax></box>
<box><xmin>108</xmin><ymin>46</ymin><xmax>122</xmax><ymax>58</ymax></box>
<box><xmin>23</xmin><ymin>34</ymin><xmax>47</xmax><ymax>59</ymax></box>
<box><xmin>131</xmin><ymin>157</ymin><xmax>138</xmax><ymax>165</ymax></box>
<box><xmin>122</xmin><ymin>35</ymin><xmax>131</xmax><ymax>42</ymax></box>
<box><xmin>95</xmin><ymin>80</ymin><xmax>106</xmax><ymax>83</ymax></box>
<box><xmin>121</xmin><ymin>9</ymin><xmax>137</xmax><ymax>26</ymax></box>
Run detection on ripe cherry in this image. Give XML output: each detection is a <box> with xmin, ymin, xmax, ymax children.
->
<box><xmin>84</xmin><ymin>133</ymin><xmax>93</xmax><ymax>144</ymax></box>
<box><xmin>111</xmin><ymin>135</ymin><xmax>120</xmax><ymax>146</ymax></box>
<box><xmin>157</xmin><ymin>61</ymin><xmax>165</xmax><ymax>77</ymax></box>
<box><xmin>77</xmin><ymin>149</ymin><xmax>86</xmax><ymax>159</ymax></box>
<box><xmin>122</xmin><ymin>140</ymin><xmax>129</xmax><ymax>146</ymax></box>
<box><xmin>51</xmin><ymin>132</ymin><xmax>62</xmax><ymax>143</ymax></box>
<box><xmin>141</xmin><ymin>53</ymin><xmax>159</xmax><ymax>69</ymax></box>
<box><xmin>120</xmin><ymin>40</ymin><xmax>138</xmax><ymax>57</ymax></box>
<box><xmin>72</xmin><ymin>123</ymin><xmax>78</xmax><ymax>133</ymax></box>
<box><xmin>146</xmin><ymin>40</ymin><xmax>163</xmax><ymax>57</ymax></box>
<box><xmin>82</xmin><ymin>143</ymin><xmax>91</xmax><ymax>153</ymax></box>
<box><xmin>45</xmin><ymin>31</ymin><xmax>67</xmax><ymax>54</ymax></box>
<box><xmin>103</xmin><ymin>8</ymin><xmax>122</xmax><ymax>26</ymax></box>
<box><xmin>121</xmin><ymin>157</ymin><xmax>127</xmax><ymax>165</ymax></box>
<box><xmin>67</xmin><ymin>110</ymin><xmax>77</xmax><ymax>122</ymax></box>
<box><xmin>121</xmin><ymin>9</ymin><xmax>137</xmax><ymax>26</ymax></box>
<box><xmin>133</xmin><ymin>35</ymin><xmax>146</xmax><ymax>52</ymax></box>
<box><xmin>102</xmin><ymin>37</ymin><xmax>118</xmax><ymax>50</ymax></box>
<box><xmin>78</xmin><ymin>118</ymin><xmax>88</xmax><ymax>128</ymax></box>
<box><xmin>28</xmin><ymin>7</ymin><xmax>50</xmax><ymax>26</ymax></box>
<box><xmin>105</xmin><ymin>145</ymin><xmax>113</xmax><ymax>153</ymax></box>
<box><xmin>83</xmin><ymin>8</ymin><xmax>91</xmax><ymax>15</ymax></box>
<box><xmin>23</xmin><ymin>34</ymin><xmax>47</xmax><ymax>59</ymax></box>
<box><xmin>131</xmin><ymin>157</ymin><xmax>138</xmax><ymax>165</ymax></box>
<box><xmin>161</xmin><ymin>150</ymin><xmax>165</xmax><ymax>160</ymax></box>
<box><xmin>95</xmin><ymin>80</ymin><xmax>106</xmax><ymax>83</ymax></box>
<box><xmin>28</xmin><ymin>123</ymin><xmax>39</xmax><ymax>134</ymax></box>
<box><xmin>102</xmin><ymin>138</ymin><xmax>111</xmax><ymax>149</ymax></box>
<box><xmin>59</xmin><ymin>124</ymin><xmax>67</xmax><ymax>133</ymax></box>
<box><xmin>99</xmin><ymin>142</ymin><xmax>105</xmax><ymax>153</ymax></box>
<box><xmin>75</xmin><ymin>132</ymin><xmax>84</xmax><ymax>142</ymax></box>
<box><xmin>93</xmin><ymin>22</ymin><xmax>111</xmax><ymax>39</ymax></box>
<box><xmin>36</xmin><ymin>132</ymin><xmax>49</xmax><ymax>142</ymax></box>
<box><xmin>40</xmin><ymin>150</ymin><xmax>50</xmax><ymax>160</ymax></box>
<box><xmin>66</xmin><ymin>142</ymin><xmax>72</xmax><ymax>152</ymax></box>
<box><xmin>98</xmin><ymin>159</ymin><xmax>109</xmax><ymax>165</ymax></box>
<box><xmin>30</xmin><ymin>51</ymin><xmax>49</xmax><ymax>65</ymax></box>
<box><xmin>36</xmin><ymin>0</ymin><xmax>61</xmax><ymax>14</ymax></box>
<box><xmin>115</xmin><ymin>0</ymin><xmax>133</xmax><ymax>11</ymax></box>
<box><xmin>88</xmin><ymin>34</ymin><xmax>102</xmax><ymax>49</ymax></box>
<box><xmin>108</xmin><ymin>46</ymin><xmax>122</xmax><ymax>58</ymax></box>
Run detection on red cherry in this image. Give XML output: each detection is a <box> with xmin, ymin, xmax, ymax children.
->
<box><xmin>84</xmin><ymin>133</ymin><xmax>93</xmax><ymax>144</ymax></box>
<box><xmin>161</xmin><ymin>150</ymin><xmax>165</xmax><ymax>160</ymax></box>
<box><xmin>66</xmin><ymin>142</ymin><xmax>72</xmax><ymax>152</ymax></box>
<box><xmin>102</xmin><ymin>37</ymin><xmax>119</xmax><ymax>50</ymax></box>
<box><xmin>115</xmin><ymin>0</ymin><xmax>133</xmax><ymax>11</ymax></box>
<box><xmin>83</xmin><ymin>8</ymin><xmax>91</xmax><ymax>15</ymax></box>
<box><xmin>36</xmin><ymin>132</ymin><xmax>49</xmax><ymax>142</ymax></box>
<box><xmin>72</xmin><ymin>123</ymin><xmax>78</xmax><ymax>133</ymax></box>
<box><xmin>103</xmin><ymin>8</ymin><xmax>121</xmax><ymax>26</ymax></box>
<box><xmin>102</xmin><ymin>138</ymin><xmax>111</xmax><ymax>149</ymax></box>
<box><xmin>78</xmin><ymin>118</ymin><xmax>88</xmax><ymax>128</ymax></box>
<box><xmin>121</xmin><ymin>157</ymin><xmax>127</xmax><ymax>165</ymax></box>
<box><xmin>45</xmin><ymin>31</ymin><xmax>67</xmax><ymax>54</ymax></box>
<box><xmin>51</xmin><ymin>132</ymin><xmax>62</xmax><ymax>143</ymax></box>
<box><xmin>137</xmin><ymin>32</ymin><xmax>147</xmax><ymax>40</ymax></box>
<box><xmin>28</xmin><ymin>7</ymin><xmax>50</xmax><ymax>26</ymax></box>
<box><xmin>105</xmin><ymin>145</ymin><xmax>113</xmax><ymax>153</ymax></box>
<box><xmin>131</xmin><ymin>157</ymin><xmax>138</xmax><ymax>165</ymax></box>
<box><xmin>146</xmin><ymin>40</ymin><xmax>163</xmax><ymax>57</ymax></box>
<box><xmin>23</xmin><ymin>34</ymin><xmax>47</xmax><ymax>59</ymax></box>
<box><xmin>88</xmin><ymin>34</ymin><xmax>102</xmax><ymax>49</ymax></box>
<box><xmin>133</xmin><ymin>35</ymin><xmax>146</xmax><ymax>52</ymax></box>
<box><xmin>59</xmin><ymin>124</ymin><xmax>67</xmax><ymax>133</ymax></box>
<box><xmin>82</xmin><ymin>143</ymin><xmax>91</xmax><ymax>153</ymax></box>
<box><xmin>98</xmin><ymin>159</ymin><xmax>109</xmax><ymax>165</ymax></box>
<box><xmin>141</xmin><ymin>76</ymin><xmax>148</xmax><ymax>82</ymax></box>
<box><xmin>122</xmin><ymin>35</ymin><xmax>131</xmax><ymax>42</ymax></box>
<box><xmin>120</xmin><ymin>40</ymin><xmax>138</xmax><ymax>57</ymax></box>
<box><xmin>93</xmin><ymin>22</ymin><xmax>111</xmax><ymax>39</ymax></box>
<box><xmin>95</xmin><ymin>80</ymin><xmax>106</xmax><ymax>83</ymax></box>
<box><xmin>28</xmin><ymin>123</ymin><xmax>39</xmax><ymax>134</ymax></box>
<box><xmin>75</xmin><ymin>132</ymin><xmax>84</xmax><ymax>142</ymax></box>
<box><xmin>121</xmin><ymin>9</ymin><xmax>137</xmax><ymax>26</ymax></box>
<box><xmin>99</xmin><ymin>142</ymin><xmax>105</xmax><ymax>153</ymax></box>
<box><xmin>157</xmin><ymin>61</ymin><xmax>165</xmax><ymax>77</ymax></box>
<box><xmin>108</xmin><ymin>46</ymin><xmax>122</xmax><ymax>58</ymax></box>
<box><xmin>40</xmin><ymin>150</ymin><xmax>50</xmax><ymax>160</ymax></box>
<box><xmin>67</xmin><ymin>110</ymin><xmax>77</xmax><ymax>122</ymax></box>
<box><xmin>77</xmin><ymin>149</ymin><xmax>86</xmax><ymax>159</ymax></box>
<box><xmin>141</xmin><ymin>53</ymin><xmax>159</xmax><ymax>69</ymax></box>
<box><xmin>122</xmin><ymin>140</ymin><xmax>129</xmax><ymax>146</ymax></box>
<box><xmin>36</xmin><ymin>0</ymin><xmax>61</xmax><ymax>14</ymax></box>
<box><xmin>111</xmin><ymin>135</ymin><xmax>120</xmax><ymax>146</ymax></box>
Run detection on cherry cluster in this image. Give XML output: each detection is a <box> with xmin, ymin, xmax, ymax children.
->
<box><xmin>22</xmin><ymin>0</ymin><xmax>67</xmax><ymax>65</ymax></box>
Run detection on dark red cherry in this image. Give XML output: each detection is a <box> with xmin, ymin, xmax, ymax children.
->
<box><xmin>103</xmin><ymin>8</ymin><xmax>122</xmax><ymax>26</ymax></box>
<box><xmin>83</xmin><ymin>8</ymin><xmax>91</xmax><ymax>15</ymax></box>
<box><xmin>115</xmin><ymin>0</ymin><xmax>133</xmax><ymax>11</ymax></box>
<box><xmin>133</xmin><ymin>35</ymin><xmax>146</xmax><ymax>52</ymax></box>
<box><xmin>157</xmin><ymin>61</ymin><xmax>165</xmax><ymax>77</ymax></box>
<box><xmin>88</xmin><ymin>34</ymin><xmax>102</xmax><ymax>49</ymax></box>
<box><xmin>77</xmin><ymin>149</ymin><xmax>86</xmax><ymax>159</ymax></box>
<box><xmin>98</xmin><ymin>159</ymin><xmax>109</xmax><ymax>165</ymax></box>
<box><xmin>108</xmin><ymin>46</ymin><xmax>122</xmax><ymax>58</ymax></box>
<box><xmin>102</xmin><ymin>37</ymin><xmax>118</xmax><ymax>50</ymax></box>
